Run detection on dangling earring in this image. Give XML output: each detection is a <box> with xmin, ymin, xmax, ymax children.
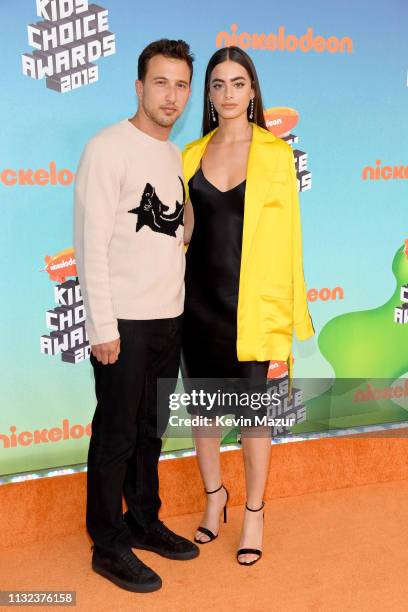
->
<box><xmin>209</xmin><ymin>99</ymin><xmax>216</xmax><ymax>122</ymax></box>
<box><xmin>249</xmin><ymin>97</ymin><xmax>254</xmax><ymax>120</ymax></box>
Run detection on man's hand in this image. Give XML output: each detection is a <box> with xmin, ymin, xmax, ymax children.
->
<box><xmin>91</xmin><ymin>337</ymin><xmax>120</xmax><ymax>365</ymax></box>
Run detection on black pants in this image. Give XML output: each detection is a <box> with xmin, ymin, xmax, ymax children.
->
<box><xmin>86</xmin><ymin>315</ymin><xmax>183</xmax><ymax>552</ymax></box>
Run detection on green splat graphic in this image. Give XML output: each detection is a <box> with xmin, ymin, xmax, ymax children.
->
<box><xmin>293</xmin><ymin>243</ymin><xmax>408</xmax><ymax>433</ymax></box>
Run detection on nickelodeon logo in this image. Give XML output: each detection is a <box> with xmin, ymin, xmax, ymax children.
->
<box><xmin>264</xmin><ymin>107</ymin><xmax>298</xmax><ymax>138</ymax></box>
<box><xmin>354</xmin><ymin>380</ymin><xmax>408</xmax><ymax>403</ymax></box>
<box><xmin>216</xmin><ymin>24</ymin><xmax>353</xmax><ymax>53</ymax></box>
<box><xmin>307</xmin><ymin>287</ymin><xmax>344</xmax><ymax>302</ymax></box>
<box><xmin>1</xmin><ymin>162</ymin><xmax>74</xmax><ymax>186</ymax></box>
<box><xmin>268</xmin><ymin>361</ymin><xmax>288</xmax><ymax>379</ymax></box>
<box><xmin>43</xmin><ymin>247</ymin><xmax>77</xmax><ymax>283</ymax></box>
<box><xmin>0</xmin><ymin>419</ymin><xmax>91</xmax><ymax>449</ymax></box>
<box><xmin>362</xmin><ymin>160</ymin><xmax>408</xmax><ymax>180</ymax></box>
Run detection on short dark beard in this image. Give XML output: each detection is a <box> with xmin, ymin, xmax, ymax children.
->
<box><xmin>143</xmin><ymin>102</ymin><xmax>179</xmax><ymax>129</ymax></box>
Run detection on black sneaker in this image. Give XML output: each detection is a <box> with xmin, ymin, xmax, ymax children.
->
<box><xmin>91</xmin><ymin>545</ymin><xmax>162</xmax><ymax>593</ymax></box>
<box><xmin>128</xmin><ymin>520</ymin><xmax>200</xmax><ymax>560</ymax></box>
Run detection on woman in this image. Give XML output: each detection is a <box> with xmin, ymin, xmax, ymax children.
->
<box><xmin>182</xmin><ymin>46</ymin><xmax>314</xmax><ymax>566</ymax></box>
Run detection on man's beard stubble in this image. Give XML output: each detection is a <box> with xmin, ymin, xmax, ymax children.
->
<box><xmin>143</xmin><ymin>102</ymin><xmax>179</xmax><ymax>129</ymax></box>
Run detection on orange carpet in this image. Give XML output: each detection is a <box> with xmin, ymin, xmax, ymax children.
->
<box><xmin>3</xmin><ymin>432</ymin><xmax>408</xmax><ymax>549</ymax></box>
<box><xmin>2</xmin><ymin>479</ymin><xmax>408</xmax><ymax>611</ymax></box>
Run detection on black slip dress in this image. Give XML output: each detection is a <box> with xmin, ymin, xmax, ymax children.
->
<box><xmin>181</xmin><ymin>166</ymin><xmax>269</xmax><ymax>418</ymax></box>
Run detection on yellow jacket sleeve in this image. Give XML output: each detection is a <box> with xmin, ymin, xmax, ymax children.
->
<box><xmin>287</xmin><ymin>147</ymin><xmax>315</xmax><ymax>341</ymax></box>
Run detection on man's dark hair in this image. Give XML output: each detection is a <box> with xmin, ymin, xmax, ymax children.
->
<box><xmin>138</xmin><ymin>39</ymin><xmax>194</xmax><ymax>83</ymax></box>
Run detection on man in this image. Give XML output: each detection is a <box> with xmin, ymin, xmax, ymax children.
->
<box><xmin>74</xmin><ymin>39</ymin><xmax>198</xmax><ymax>593</ymax></box>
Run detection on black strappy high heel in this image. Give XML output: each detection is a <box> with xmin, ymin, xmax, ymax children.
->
<box><xmin>194</xmin><ymin>484</ymin><xmax>230</xmax><ymax>544</ymax></box>
<box><xmin>237</xmin><ymin>501</ymin><xmax>265</xmax><ymax>565</ymax></box>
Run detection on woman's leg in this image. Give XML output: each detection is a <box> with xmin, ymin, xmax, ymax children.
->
<box><xmin>192</xmin><ymin>423</ymin><xmax>228</xmax><ymax>542</ymax></box>
<box><xmin>238</xmin><ymin>426</ymin><xmax>272</xmax><ymax>562</ymax></box>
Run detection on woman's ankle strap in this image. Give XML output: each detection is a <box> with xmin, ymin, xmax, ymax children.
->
<box><xmin>245</xmin><ymin>501</ymin><xmax>265</xmax><ymax>512</ymax></box>
<box><xmin>205</xmin><ymin>484</ymin><xmax>224</xmax><ymax>495</ymax></box>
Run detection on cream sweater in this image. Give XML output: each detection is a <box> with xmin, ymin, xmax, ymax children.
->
<box><xmin>74</xmin><ymin>119</ymin><xmax>185</xmax><ymax>345</ymax></box>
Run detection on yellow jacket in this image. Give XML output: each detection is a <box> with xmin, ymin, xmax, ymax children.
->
<box><xmin>182</xmin><ymin>123</ymin><xmax>314</xmax><ymax>372</ymax></box>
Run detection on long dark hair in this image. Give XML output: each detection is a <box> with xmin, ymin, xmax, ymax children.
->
<box><xmin>202</xmin><ymin>46</ymin><xmax>267</xmax><ymax>135</ymax></box>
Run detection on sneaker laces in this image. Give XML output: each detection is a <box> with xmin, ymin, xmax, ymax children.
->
<box><xmin>152</xmin><ymin>521</ymin><xmax>182</xmax><ymax>543</ymax></box>
<box><xmin>119</xmin><ymin>549</ymin><xmax>145</xmax><ymax>574</ymax></box>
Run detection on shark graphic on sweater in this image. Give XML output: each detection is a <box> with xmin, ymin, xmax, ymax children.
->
<box><xmin>129</xmin><ymin>176</ymin><xmax>185</xmax><ymax>237</ymax></box>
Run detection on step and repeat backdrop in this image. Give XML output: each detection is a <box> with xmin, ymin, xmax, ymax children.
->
<box><xmin>1</xmin><ymin>0</ymin><xmax>407</xmax><ymax>477</ymax></box>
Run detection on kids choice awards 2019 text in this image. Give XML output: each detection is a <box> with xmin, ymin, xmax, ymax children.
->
<box><xmin>22</xmin><ymin>0</ymin><xmax>116</xmax><ymax>92</ymax></box>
